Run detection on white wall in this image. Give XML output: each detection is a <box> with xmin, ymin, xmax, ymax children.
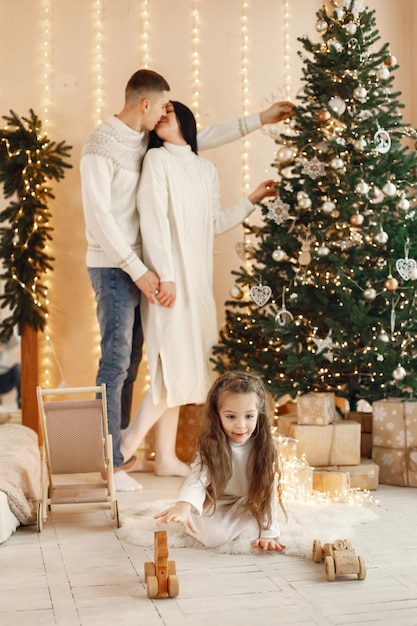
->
<box><xmin>0</xmin><ymin>0</ymin><xmax>415</xmax><ymax>411</ymax></box>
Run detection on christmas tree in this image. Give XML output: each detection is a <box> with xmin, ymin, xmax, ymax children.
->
<box><xmin>212</xmin><ymin>0</ymin><xmax>417</xmax><ymax>409</ymax></box>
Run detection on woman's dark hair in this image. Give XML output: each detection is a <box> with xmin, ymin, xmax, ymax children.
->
<box><xmin>148</xmin><ymin>100</ymin><xmax>198</xmax><ymax>154</ymax></box>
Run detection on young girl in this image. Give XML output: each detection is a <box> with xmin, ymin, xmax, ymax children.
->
<box><xmin>154</xmin><ymin>371</ymin><xmax>286</xmax><ymax>552</ymax></box>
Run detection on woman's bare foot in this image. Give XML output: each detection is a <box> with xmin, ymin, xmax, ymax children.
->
<box><xmin>154</xmin><ymin>457</ymin><xmax>190</xmax><ymax>477</ymax></box>
<box><xmin>123</xmin><ymin>455</ymin><xmax>155</xmax><ymax>473</ymax></box>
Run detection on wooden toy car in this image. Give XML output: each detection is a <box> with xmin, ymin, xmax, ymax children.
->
<box><xmin>312</xmin><ymin>538</ymin><xmax>366</xmax><ymax>581</ymax></box>
<box><xmin>144</xmin><ymin>530</ymin><xmax>179</xmax><ymax>598</ymax></box>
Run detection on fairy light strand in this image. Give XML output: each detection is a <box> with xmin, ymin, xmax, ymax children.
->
<box><xmin>241</xmin><ymin>0</ymin><xmax>250</xmax><ymax>195</ymax></box>
<box><xmin>283</xmin><ymin>0</ymin><xmax>291</xmax><ymax>100</ymax></box>
<box><xmin>40</xmin><ymin>0</ymin><xmax>53</xmax><ymax>386</ymax></box>
<box><xmin>191</xmin><ymin>0</ymin><xmax>201</xmax><ymax>128</ymax></box>
<box><xmin>141</xmin><ymin>0</ymin><xmax>151</xmax><ymax>68</ymax></box>
<box><xmin>93</xmin><ymin>0</ymin><xmax>104</xmax><ymax>125</ymax></box>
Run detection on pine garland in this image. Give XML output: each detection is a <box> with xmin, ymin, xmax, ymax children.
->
<box><xmin>0</xmin><ymin>109</ymin><xmax>72</xmax><ymax>341</ymax></box>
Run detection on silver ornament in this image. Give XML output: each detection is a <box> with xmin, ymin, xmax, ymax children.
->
<box><xmin>377</xmin><ymin>66</ymin><xmax>390</xmax><ymax>80</ymax></box>
<box><xmin>397</xmin><ymin>197</ymin><xmax>410</xmax><ymax>211</ymax></box>
<box><xmin>330</xmin><ymin>157</ymin><xmax>344</xmax><ymax>169</ymax></box>
<box><xmin>250</xmin><ymin>284</ymin><xmax>272</xmax><ymax>307</ymax></box>
<box><xmin>368</xmin><ymin>187</ymin><xmax>384</xmax><ymax>204</ymax></box>
<box><xmin>382</xmin><ymin>181</ymin><xmax>397</xmax><ymax>197</ymax></box>
<box><xmin>272</xmin><ymin>248</ymin><xmax>286</xmax><ymax>262</ymax></box>
<box><xmin>363</xmin><ymin>287</ymin><xmax>377</xmax><ymax>301</ymax></box>
<box><xmin>345</xmin><ymin>22</ymin><xmax>357</xmax><ymax>35</ymax></box>
<box><xmin>298</xmin><ymin>196</ymin><xmax>312</xmax><ymax>210</ymax></box>
<box><xmin>353</xmin><ymin>86</ymin><xmax>367</xmax><ymax>101</ymax></box>
<box><xmin>230</xmin><ymin>286</ymin><xmax>244</xmax><ymax>300</ymax></box>
<box><xmin>275</xmin><ymin>307</ymin><xmax>294</xmax><ymax>327</ymax></box>
<box><xmin>328</xmin><ymin>97</ymin><xmax>346</xmax><ymax>116</ymax></box>
<box><xmin>355</xmin><ymin>180</ymin><xmax>369</xmax><ymax>195</ymax></box>
<box><xmin>392</xmin><ymin>365</ymin><xmax>406</xmax><ymax>381</ymax></box>
<box><xmin>316</xmin><ymin>19</ymin><xmax>328</xmax><ymax>33</ymax></box>
<box><xmin>353</xmin><ymin>138</ymin><xmax>367</xmax><ymax>151</ymax></box>
<box><xmin>374</xmin><ymin>230</ymin><xmax>389</xmax><ymax>245</ymax></box>
<box><xmin>317</xmin><ymin>245</ymin><xmax>330</xmax><ymax>257</ymax></box>
<box><xmin>321</xmin><ymin>200</ymin><xmax>336</xmax><ymax>213</ymax></box>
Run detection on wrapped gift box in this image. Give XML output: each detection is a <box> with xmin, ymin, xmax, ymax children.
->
<box><xmin>318</xmin><ymin>458</ymin><xmax>379</xmax><ymax>491</ymax></box>
<box><xmin>313</xmin><ymin>470</ymin><xmax>350</xmax><ymax>495</ymax></box>
<box><xmin>372</xmin><ymin>446</ymin><xmax>417</xmax><ymax>487</ymax></box>
<box><xmin>372</xmin><ymin>398</ymin><xmax>417</xmax><ymax>487</ymax></box>
<box><xmin>289</xmin><ymin>420</ymin><xmax>361</xmax><ymax>467</ymax></box>
<box><xmin>276</xmin><ymin>412</ymin><xmax>298</xmax><ymax>437</ymax></box>
<box><xmin>347</xmin><ymin>412</ymin><xmax>373</xmax><ymax>458</ymax></box>
<box><xmin>297</xmin><ymin>392</ymin><xmax>336</xmax><ymax>426</ymax></box>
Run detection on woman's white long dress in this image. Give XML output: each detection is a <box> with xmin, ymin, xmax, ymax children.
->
<box><xmin>137</xmin><ymin>142</ymin><xmax>254</xmax><ymax>407</ymax></box>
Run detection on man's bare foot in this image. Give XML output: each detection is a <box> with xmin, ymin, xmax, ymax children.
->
<box><xmin>154</xmin><ymin>458</ymin><xmax>190</xmax><ymax>477</ymax></box>
<box><xmin>123</xmin><ymin>455</ymin><xmax>155</xmax><ymax>473</ymax></box>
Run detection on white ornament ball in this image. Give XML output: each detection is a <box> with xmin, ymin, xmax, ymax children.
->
<box><xmin>230</xmin><ymin>286</ymin><xmax>244</xmax><ymax>300</ymax></box>
<box><xmin>297</xmin><ymin>191</ymin><xmax>308</xmax><ymax>201</ymax></box>
<box><xmin>392</xmin><ymin>365</ymin><xmax>406</xmax><ymax>381</ymax></box>
<box><xmin>316</xmin><ymin>19</ymin><xmax>328</xmax><ymax>33</ymax></box>
<box><xmin>334</xmin><ymin>7</ymin><xmax>344</xmax><ymax>19</ymax></box>
<box><xmin>378</xmin><ymin>332</ymin><xmax>389</xmax><ymax>343</ymax></box>
<box><xmin>328</xmin><ymin>97</ymin><xmax>346</xmax><ymax>116</ymax></box>
<box><xmin>353</xmin><ymin>86</ymin><xmax>368</xmax><ymax>101</ymax></box>
<box><xmin>377</xmin><ymin>66</ymin><xmax>390</xmax><ymax>80</ymax></box>
<box><xmin>398</xmin><ymin>197</ymin><xmax>410</xmax><ymax>211</ymax></box>
<box><xmin>384</xmin><ymin>55</ymin><xmax>397</xmax><ymax>67</ymax></box>
<box><xmin>272</xmin><ymin>248</ymin><xmax>286</xmax><ymax>262</ymax></box>
<box><xmin>355</xmin><ymin>180</ymin><xmax>369</xmax><ymax>195</ymax></box>
<box><xmin>329</xmin><ymin>39</ymin><xmax>343</xmax><ymax>53</ymax></box>
<box><xmin>317</xmin><ymin>245</ymin><xmax>330</xmax><ymax>257</ymax></box>
<box><xmin>382</xmin><ymin>181</ymin><xmax>397</xmax><ymax>197</ymax></box>
<box><xmin>363</xmin><ymin>287</ymin><xmax>377</xmax><ymax>301</ymax></box>
<box><xmin>331</xmin><ymin>157</ymin><xmax>344</xmax><ymax>170</ymax></box>
<box><xmin>298</xmin><ymin>196</ymin><xmax>312</xmax><ymax>210</ymax></box>
<box><xmin>345</xmin><ymin>22</ymin><xmax>357</xmax><ymax>35</ymax></box>
<box><xmin>321</xmin><ymin>200</ymin><xmax>335</xmax><ymax>214</ymax></box>
<box><xmin>375</xmin><ymin>230</ymin><xmax>389</xmax><ymax>245</ymax></box>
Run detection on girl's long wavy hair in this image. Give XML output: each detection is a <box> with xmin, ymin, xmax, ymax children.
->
<box><xmin>196</xmin><ymin>371</ymin><xmax>283</xmax><ymax>531</ymax></box>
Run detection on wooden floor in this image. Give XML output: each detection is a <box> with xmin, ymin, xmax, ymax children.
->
<box><xmin>1</xmin><ymin>473</ymin><xmax>417</xmax><ymax>626</ymax></box>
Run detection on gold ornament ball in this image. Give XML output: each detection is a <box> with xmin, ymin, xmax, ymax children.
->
<box><xmin>350</xmin><ymin>213</ymin><xmax>364</xmax><ymax>227</ymax></box>
<box><xmin>276</xmin><ymin>146</ymin><xmax>294</xmax><ymax>165</ymax></box>
<box><xmin>230</xmin><ymin>286</ymin><xmax>244</xmax><ymax>300</ymax></box>
<box><xmin>384</xmin><ymin>276</ymin><xmax>398</xmax><ymax>291</ymax></box>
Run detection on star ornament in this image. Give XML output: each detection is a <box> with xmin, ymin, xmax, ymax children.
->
<box><xmin>301</xmin><ymin>156</ymin><xmax>326</xmax><ymax>180</ymax></box>
<box><xmin>311</xmin><ymin>330</ymin><xmax>334</xmax><ymax>362</ymax></box>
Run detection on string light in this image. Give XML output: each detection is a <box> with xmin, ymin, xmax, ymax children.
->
<box><xmin>283</xmin><ymin>0</ymin><xmax>291</xmax><ymax>100</ymax></box>
<box><xmin>241</xmin><ymin>0</ymin><xmax>250</xmax><ymax>195</ymax></box>
<box><xmin>140</xmin><ymin>0</ymin><xmax>151</xmax><ymax>68</ymax></box>
<box><xmin>191</xmin><ymin>0</ymin><xmax>201</xmax><ymax>128</ymax></box>
<box><xmin>92</xmin><ymin>0</ymin><xmax>104</xmax><ymax>125</ymax></box>
<box><xmin>40</xmin><ymin>0</ymin><xmax>53</xmax><ymax>386</ymax></box>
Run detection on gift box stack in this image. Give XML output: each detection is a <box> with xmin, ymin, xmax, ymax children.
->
<box><xmin>276</xmin><ymin>392</ymin><xmax>379</xmax><ymax>492</ymax></box>
<box><xmin>372</xmin><ymin>398</ymin><xmax>417</xmax><ymax>487</ymax></box>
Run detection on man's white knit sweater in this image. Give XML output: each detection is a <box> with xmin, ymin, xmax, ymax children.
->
<box><xmin>80</xmin><ymin>113</ymin><xmax>261</xmax><ymax>282</ymax></box>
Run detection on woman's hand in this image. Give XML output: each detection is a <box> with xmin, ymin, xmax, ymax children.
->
<box><xmin>155</xmin><ymin>281</ymin><xmax>176</xmax><ymax>307</ymax></box>
<box><xmin>154</xmin><ymin>501</ymin><xmax>197</xmax><ymax>533</ymax></box>
<box><xmin>260</xmin><ymin>101</ymin><xmax>294</xmax><ymax>125</ymax></box>
<box><xmin>248</xmin><ymin>179</ymin><xmax>277</xmax><ymax>205</ymax></box>
<box><xmin>253</xmin><ymin>537</ymin><xmax>286</xmax><ymax>552</ymax></box>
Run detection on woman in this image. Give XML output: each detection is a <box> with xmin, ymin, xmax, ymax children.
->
<box><xmin>120</xmin><ymin>101</ymin><xmax>277</xmax><ymax>478</ymax></box>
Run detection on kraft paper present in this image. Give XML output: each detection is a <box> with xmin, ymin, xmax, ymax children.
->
<box><xmin>372</xmin><ymin>398</ymin><xmax>417</xmax><ymax>450</ymax></box>
<box><xmin>313</xmin><ymin>470</ymin><xmax>350</xmax><ymax>495</ymax></box>
<box><xmin>296</xmin><ymin>392</ymin><xmax>336</xmax><ymax>426</ymax></box>
<box><xmin>320</xmin><ymin>458</ymin><xmax>379</xmax><ymax>491</ymax></box>
<box><xmin>276</xmin><ymin>413</ymin><xmax>298</xmax><ymax>437</ymax></box>
<box><xmin>372</xmin><ymin>445</ymin><xmax>417</xmax><ymax>487</ymax></box>
<box><xmin>289</xmin><ymin>420</ymin><xmax>361</xmax><ymax>467</ymax></box>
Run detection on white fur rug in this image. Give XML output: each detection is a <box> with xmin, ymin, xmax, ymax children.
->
<box><xmin>117</xmin><ymin>498</ymin><xmax>379</xmax><ymax>559</ymax></box>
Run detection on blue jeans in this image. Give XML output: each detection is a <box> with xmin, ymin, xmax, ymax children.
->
<box><xmin>88</xmin><ymin>268</ymin><xmax>143</xmax><ymax>468</ymax></box>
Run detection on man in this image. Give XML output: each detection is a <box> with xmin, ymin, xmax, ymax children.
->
<box><xmin>80</xmin><ymin>69</ymin><xmax>293</xmax><ymax>491</ymax></box>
